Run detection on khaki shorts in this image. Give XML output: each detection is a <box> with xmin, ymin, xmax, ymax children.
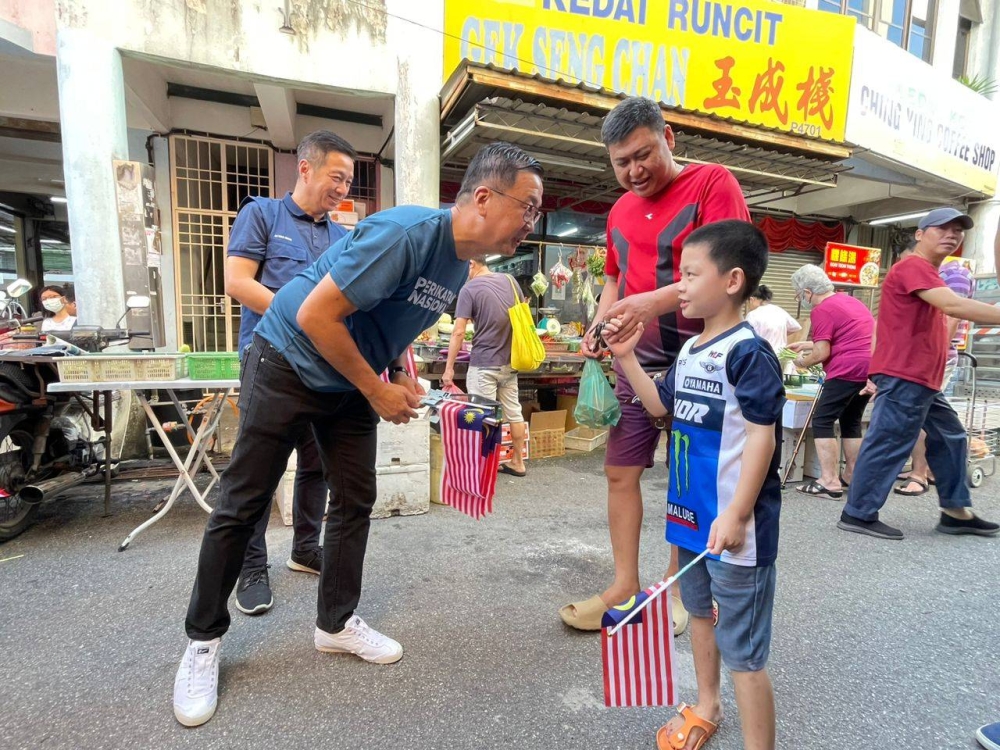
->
<box><xmin>466</xmin><ymin>365</ymin><xmax>524</xmax><ymax>423</ymax></box>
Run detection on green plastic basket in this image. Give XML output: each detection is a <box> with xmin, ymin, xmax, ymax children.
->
<box><xmin>187</xmin><ymin>352</ymin><xmax>241</xmax><ymax>381</ymax></box>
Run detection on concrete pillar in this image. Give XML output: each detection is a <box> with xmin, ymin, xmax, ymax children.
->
<box><xmin>55</xmin><ymin>28</ymin><xmax>128</xmax><ymax>327</ymax></box>
<box><xmin>968</xmin><ymin>200</ymin><xmax>1000</xmax><ymax>276</ymax></box>
<box><xmin>931</xmin><ymin>0</ymin><xmax>960</xmax><ymax>76</ymax></box>
<box><xmin>390</xmin><ymin>3</ymin><xmax>442</xmax><ymax>207</ymax></box>
<box><xmin>151</xmin><ymin>136</ymin><xmax>178</xmax><ymax>350</ymax></box>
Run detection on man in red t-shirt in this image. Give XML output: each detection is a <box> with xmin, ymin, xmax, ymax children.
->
<box><xmin>558</xmin><ymin>97</ymin><xmax>748</xmax><ymax>632</ymax></box>
<box><xmin>841</xmin><ymin>208</ymin><xmax>1000</xmax><ymax>540</ymax></box>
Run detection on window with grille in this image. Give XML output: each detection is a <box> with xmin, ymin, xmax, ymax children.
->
<box><xmin>170</xmin><ymin>135</ymin><xmax>273</xmax><ymax>351</ymax></box>
<box><xmin>347</xmin><ymin>155</ymin><xmax>380</xmax><ymax>219</ymax></box>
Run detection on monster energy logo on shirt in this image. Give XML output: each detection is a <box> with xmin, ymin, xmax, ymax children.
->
<box><xmin>672</xmin><ymin>428</ymin><xmax>690</xmax><ymax>497</ymax></box>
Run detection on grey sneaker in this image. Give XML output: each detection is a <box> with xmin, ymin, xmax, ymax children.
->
<box><xmin>235</xmin><ymin>566</ymin><xmax>273</xmax><ymax>615</ymax></box>
<box><xmin>173</xmin><ymin>638</ymin><xmax>221</xmax><ymax>727</ymax></box>
<box><xmin>314</xmin><ymin>615</ymin><xmax>403</xmax><ymax>664</ymax></box>
<box><xmin>287</xmin><ymin>547</ymin><xmax>322</xmax><ymax>575</ymax></box>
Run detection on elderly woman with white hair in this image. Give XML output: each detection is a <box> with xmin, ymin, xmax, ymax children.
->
<box><xmin>787</xmin><ymin>264</ymin><xmax>875</xmax><ymax>497</ymax></box>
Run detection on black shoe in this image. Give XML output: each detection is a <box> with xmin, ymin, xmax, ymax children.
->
<box><xmin>286</xmin><ymin>547</ymin><xmax>322</xmax><ymax>576</ymax></box>
<box><xmin>837</xmin><ymin>511</ymin><xmax>904</xmax><ymax>540</ymax></box>
<box><xmin>935</xmin><ymin>512</ymin><xmax>1000</xmax><ymax>536</ymax></box>
<box><xmin>235</xmin><ymin>566</ymin><xmax>273</xmax><ymax>615</ymax></box>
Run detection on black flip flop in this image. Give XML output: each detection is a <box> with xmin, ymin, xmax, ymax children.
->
<box><xmin>840</xmin><ymin>473</ymin><xmax>850</xmax><ymax>488</ymax></box>
<box><xmin>795</xmin><ymin>480</ymin><xmax>843</xmax><ymax>498</ymax></box>
<box><xmin>498</xmin><ymin>464</ymin><xmax>526</xmax><ymax>478</ymax></box>
<box><xmin>894</xmin><ymin>478</ymin><xmax>929</xmax><ymax>496</ymax></box>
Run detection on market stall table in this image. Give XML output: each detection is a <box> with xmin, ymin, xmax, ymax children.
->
<box><xmin>48</xmin><ymin>376</ymin><xmax>239</xmax><ymax>550</ymax></box>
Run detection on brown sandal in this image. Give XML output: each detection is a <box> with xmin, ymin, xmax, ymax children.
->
<box><xmin>656</xmin><ymin>703</ymin><xmax>719</xmax><ymax>750</ymax></box>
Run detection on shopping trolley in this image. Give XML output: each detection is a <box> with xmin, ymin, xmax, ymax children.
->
<box><xmin>953</xmin><ymin>352</ymin><xmax>997</xmax><ymax>488</ymax></box>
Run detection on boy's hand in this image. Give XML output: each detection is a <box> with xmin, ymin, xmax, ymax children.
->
<box><xmin>604</xmin><ymin>319</ymin><xmax>643</xmax><ymax>358</ymax></box>
<box><xmin>708</xmin><ymin>509</ymin><xmax>748</xmax><ymax>555</ymax></box>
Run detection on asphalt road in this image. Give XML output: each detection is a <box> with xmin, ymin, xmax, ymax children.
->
<box><xmin>2</xmin><ymin>449</ymin><xmax>997</xmax><ymax>749</ymax></box>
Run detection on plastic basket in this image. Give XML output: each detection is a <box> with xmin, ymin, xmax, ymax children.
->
<box><xmin>56</xmin><ymin>357</ymin><xmax>99</xmax><ymax>383</ymax></box>
<box><xmin>186</xmin><ymin>352</ymin><xmax>240</xmax><ymax>381</ymax></box>
<box><xmin>90</xmin><ymin>354</ymin><xmax>187</xmax><ymax>382</ymax></box>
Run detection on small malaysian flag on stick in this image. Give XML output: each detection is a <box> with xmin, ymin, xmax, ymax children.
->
<box><xmin>601</xmin><ymin>586</ymin><xmax>677</xmax><ymax>707</ymax></box>
<box><xmin>601</xmin><ymin>549</ymin><xmax>709</xmax><ymax>708</ymax></box>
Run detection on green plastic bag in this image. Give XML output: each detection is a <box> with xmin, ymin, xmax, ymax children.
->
<box><xmin>574</xmin><ymin>359</ymin><xmax>622</xmax><ymax>428</ymax></box>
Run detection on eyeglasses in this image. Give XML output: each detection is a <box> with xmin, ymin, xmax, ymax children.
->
<box><xmin>490</xmin><ymin>188</ymin><xmax>543</xmax><ymax>227</ymax></box>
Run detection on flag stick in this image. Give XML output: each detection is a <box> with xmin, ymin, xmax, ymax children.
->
<box><xmin>607</xmin><ymin>549</ymin><xmax>711</xmax><ymax>637</ymax></box>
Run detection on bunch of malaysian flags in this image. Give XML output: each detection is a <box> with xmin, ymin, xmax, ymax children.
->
<box><xmin>436</xmin><ymin>398</ymin><xmax>502</xmax><ymax>520</ymax></box>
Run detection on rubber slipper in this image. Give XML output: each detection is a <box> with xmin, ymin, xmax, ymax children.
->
<box><xmin>898</xmin><ymin>472</ymin><xmax>935</xmax><ymax>485</ymax></box>
<box><xmin>795</xmin><ymin>480</ymin><xmax>843</xmax><ymax>498</ymax></box>
<box><xmin>894</xmin><ymin>478</ymin><xmax>929</xmax><ymax>496</ymax></box>
<box><xmin>657</xmin><ymin>703</ymin><xmax>720</xmax><ymax>750</ymax></box>
<box><xmin>558</xmin><ymin>595</ymin><xmax>607</xmax><ymax>631</ymax></box>
<box><xmin>839</xmin><ymin>473</ymin><xmax>850</xmax><ymax>488</ymax></box>
<box><xmin>498</xmin><ymin>464</ymin><xmax>526</xmax><ymax>478</ymax></box>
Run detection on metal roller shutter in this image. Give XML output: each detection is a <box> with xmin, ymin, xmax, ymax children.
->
<box><xmin>757</xmin><ymin>249</ymin><xmax>824</xmax><ymax>326</ymax></box>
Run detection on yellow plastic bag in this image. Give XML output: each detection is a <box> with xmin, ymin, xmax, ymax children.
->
<box><xmin>506</xmin><ymin>275</ymin><xmax>545</xmax><ymax>372</ymax></box>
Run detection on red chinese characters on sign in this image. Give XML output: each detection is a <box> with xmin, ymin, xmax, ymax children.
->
<box><xmin>796</xmin><ymin>66</ymin><xmax>836</xmax><ymax>130</ymax></box>
<box><xmin>824</xmin><ymin>242</ymin><xmax>882</xmax><ymax>286</ymax></box>
<box><xmin>749</xmin><ymin>58</ymin><xmax>789</xmax><ymax>126</ymax></box>
<box><xmin>703</xmin><ymin>58</ymin><xmax>837</xmax><ymax>136</ymax></box>
<box><xmin>704</xmin><ymin>57</ymin><xmax>742</xmax><ymax>111</ymax></box>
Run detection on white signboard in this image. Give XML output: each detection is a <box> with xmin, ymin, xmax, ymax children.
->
<box><xmin>846</xmin><ymin>28</ymin><xmax>1000</xmax><ymax>195</ymax></box>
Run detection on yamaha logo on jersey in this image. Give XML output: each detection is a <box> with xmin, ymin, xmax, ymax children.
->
<box><xmin>683</xmin><ymin>376</ymin><xmax>722</xmax><ymax>395</ymax></box>
<box><xmin>667</xmin><ymin>501</ymin><xmax>699</xmax><ymax>530</ymax></box>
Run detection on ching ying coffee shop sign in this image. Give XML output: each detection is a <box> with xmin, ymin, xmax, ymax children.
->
<box><xmin>444</xmin><ymin>0</ymin><xmax>856</xmax><ymax>141</ymax></box>
<box><xmin>847</xmin><ymin>28</ymin><xmax>1000</xmax><ymax>195</ymax></box>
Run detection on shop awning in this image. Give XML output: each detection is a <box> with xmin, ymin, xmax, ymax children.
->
<box><xmin>441</xmin><ymin>64</ymin><xmax>853</xmax><ymax>210</ymax></box>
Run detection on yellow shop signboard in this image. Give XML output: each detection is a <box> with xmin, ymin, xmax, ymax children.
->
<box><xmin>444</xmin><ymin>0</ymin><xmax>855</xmax><ymax>142</ymax></box>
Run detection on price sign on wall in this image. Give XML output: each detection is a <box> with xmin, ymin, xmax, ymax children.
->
<box><xmin>823</xmin><ymin>242</ymin><xmax>881</xmax><ymax>286</ymax></box>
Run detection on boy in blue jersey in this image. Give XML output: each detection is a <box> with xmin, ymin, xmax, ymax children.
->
<box><xmin>605</xmin><ymin>220</ymin><xmax>784</xmax><ymax>750</ymax></box>
<box><xmin>172</xmin><ymin>142</ymin><xmax>544</xmax><ymax>728</ymax></box>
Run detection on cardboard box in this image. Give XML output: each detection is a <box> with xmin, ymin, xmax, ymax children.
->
<box><xmin>529</xmin><ymin>410</ymin><xmax>566</xmax><ymax>458</ymax></box>
<box><xmin>430</xmin><ymin>432</ymin><xmax>443</xmax><ymax>505</ymax></box>
<box><xmin>556</xmin><ymin>394</ymin><xmax>579</xmax><ymax>431</ymax></box>
<box><xmin>499</xmin><ymin>442</ymin><xmax>530</xmax><ymax>464</ymax></box>
<box><xmin>500</xmin><ymin>422</ymin><xmax>530</xmax><ymax>444</ymax></box>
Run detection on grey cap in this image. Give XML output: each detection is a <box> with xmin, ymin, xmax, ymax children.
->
<box><xmin>918</xmin><ymin>207</ymin><xmax>974</xmax><ymax>230</ymax></box>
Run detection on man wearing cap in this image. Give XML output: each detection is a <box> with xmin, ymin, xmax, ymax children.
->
<box><xmin>839</xmin><ymin>207</ymin><xmax>1000</xmax><ymax>540</ymax></box>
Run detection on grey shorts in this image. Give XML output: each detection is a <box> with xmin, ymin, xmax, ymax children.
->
<box><xmin>467</xmin><ymin>365</ymin><xmax>524</xmax><ymax>423</ymax></box>
<box><xmin>677</xmin><ymin>547</ymin><xmax>776</xmax><ymax>672</ymax></box>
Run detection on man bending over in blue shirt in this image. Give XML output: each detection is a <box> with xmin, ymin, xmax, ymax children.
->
<box><xmin>173</xmin><ymin>142</ymin><xmax>544</xmax><ymax>728</ymax></box>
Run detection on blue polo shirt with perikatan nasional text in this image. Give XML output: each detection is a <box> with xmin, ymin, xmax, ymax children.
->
<box><xmin>255</xmin><ymin>206</ymin><xmax>467</xmax><ymax>392</ymax></box>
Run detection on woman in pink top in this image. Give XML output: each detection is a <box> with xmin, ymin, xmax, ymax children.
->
<box><xmin>787</xmin><ymin>265</ymin><xmax>875</xmax><ymax>497</ymax></box>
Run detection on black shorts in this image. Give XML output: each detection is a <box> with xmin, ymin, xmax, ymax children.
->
<box><xmin>812</xmin><ymin>378</ymin><xmax>871</xmax><ymax>439</ymax></box>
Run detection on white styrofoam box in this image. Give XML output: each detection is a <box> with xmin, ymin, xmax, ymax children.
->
<box><xmin>801</xmin><ymin>431</ymin><xmax>822</xmax><ymax>479</ymax></box>
<box><xmin>371</xmin><ymin>463</ymin><xmax>430</xmax><ymax>519</ymax></box>
<box><xmin>376</xmin><ymin>417</ymin><xmax>430</xmax><ymax>468</ymax></box>
<box><xmin>782</xmin><ymin>398</ymin><xmax>815</xmax><ymax>430</ymax></box>
<box><xmin>780</xmin><ymin>427</ymin><xmax>805</xmax><ymax>483</ymax></box>
<box><xmin>273</xmin><ymin>450</ymin><xmax>298</xmax><ymax>526</ymax></box>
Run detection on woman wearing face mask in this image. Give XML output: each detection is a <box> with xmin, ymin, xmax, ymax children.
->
<box><xmin>787</xmin><ymin>264</ymin><xmax>875</xmax><ymax>498</ymax></box>
<box><xmin>39</xmin><ymin>285</ymin><xmax>77</xmax><ymax>332</ymax></box>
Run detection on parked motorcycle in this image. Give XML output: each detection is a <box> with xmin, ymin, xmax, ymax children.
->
<box><xmin>0</xmin><ymin>287</ymin><xmax>147</xmax><ymax>542</ymax></box>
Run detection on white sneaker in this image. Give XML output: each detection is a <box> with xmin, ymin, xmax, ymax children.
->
<box><xmin>173</xmin><ymin>638</ymin><xmax>221</xmax><ymax>727</ymax></box>
<box><xmin>314</xmin><ymin>615</ymin><xmax>403</xmax><ymax>664</ymax></box>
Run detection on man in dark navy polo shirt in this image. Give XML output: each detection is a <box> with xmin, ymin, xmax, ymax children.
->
<box><xmin>173</xmin><ymin>142</ymin><xmax>544</xmax><ymax>727</ymax></box>
<box><xmin>224</xmin><ymin>130</ymin><xmax>355</xmax><ymax>616</ymax></box>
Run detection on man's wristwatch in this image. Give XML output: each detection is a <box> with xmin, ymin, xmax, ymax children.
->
<box><xmin>388</xmin><ymin>366</ymin><xmax>408</xmax><ymax>378</ymax></box>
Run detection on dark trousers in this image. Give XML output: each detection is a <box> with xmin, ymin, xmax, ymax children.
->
<box><xmin>185</xmin><ymin>335</ymin><xmax>379</xmax><ymax>640</ymax></box>
<box><xmin>844</xmin><ymin>374</ymin><xmax>971</xmax><ymax>522</ymax></box>
<box><xmin>241</xmin><ymin>428</ymin><xmax>327</xmax><ymax>571</ymax></box>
